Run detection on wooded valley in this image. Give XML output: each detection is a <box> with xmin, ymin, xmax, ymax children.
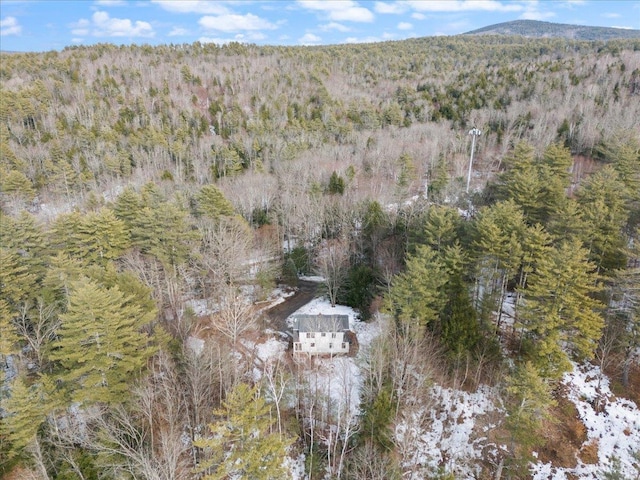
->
<box><xmin>1</xmin><ymin>34</ymin><xmax>639</xmax><ymax>479</ymax></box>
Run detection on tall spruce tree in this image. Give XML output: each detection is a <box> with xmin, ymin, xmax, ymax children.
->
<box><xmin>132</xmin><ymin>202</ymin><xmax>195</xmax><ymax>266</ymax></box>
<box><xmin>519</xmin><ymin>240</ymin><xmax>604</xmax><ymax>378</ymax></box>
<box><xmin>385</xmin><ymin>244</ymin><xmax>447</xmax><ymax>333</ymax></box>
<box><xmin>194</xmin><ymin>383</ymin><xmax>292</xmax><ymax>480</ymax></box>
<box><xmin>473</xmin><ymin>200</ymin><xmax>526</xmax><ymax>329</ymax></box>
<box><xmin>576</xmin><ymin>165</ymin><xmax>629</xmax><ymax>274</ymax></box>
<box><xmin>0</xmin><ymin>374</ymin><xmax>63</xmax><ymax>460</ymax></box>
<box><xmin>440</xmin><ymin>243</ymin><xmax>479</xmax><ymax>355</ymax></box>
<box><xmin>48</xmin><ymin>279</ymin><xmax>156</xmax><ymax>405</ymax></box>
<box><xmin>195</xmin><ymin>184</ymin><xmax>235</xmax><ymax>220</ymax></box>
<box><xmin>504</xmin><ymin>361</ymin><xmax>555</xmax><ymax>452</ymax></box>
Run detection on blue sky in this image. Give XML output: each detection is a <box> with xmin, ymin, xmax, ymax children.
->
<box><xmin>1</xmin><ymin>0</ymin><xmax>639</xmax><ymax>52</ymax></box>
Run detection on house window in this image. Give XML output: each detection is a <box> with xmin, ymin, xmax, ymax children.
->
<box><xmin>329</xmin><ymin>343</ymin><xmax>333</xmax><ymax>349</ymax></box>
<box><xmin>294</xmin><ymin>343</ymin><xmax>301</xmax><ymax>351</ymax></box>
<box><xmin>306</xmin><ymin>332</ymin><xmax>315</xmax><ymax>339</ymax></box>
<box><xmin>342</xmin><ymin>343</ymin><xmax>347</xmax><ymax>349</ymax></box>
<box><xmin>331</xmin><ymin>332</ymin><xmax>337</xmax><ymax>338</ymax></box>
<box><xmin>310</xmin><ymin>343</ymin><xmax>315</xmax><ymax>348</ymax></box>
<box><xmin>321</xmin><ymin>332</ymin><xmax>326</xmax><ymax>337</ymax></box>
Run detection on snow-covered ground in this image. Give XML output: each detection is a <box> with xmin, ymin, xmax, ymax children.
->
<box><xmin>297</xmin><ymin>275</ymin><xmax>326</xmax><ymax>283</ymax></box>
<box><xmin>531</xmin><ymin>363</ymin><xmax>640</xmax><ymax>479</ymax></box>
<box><xmin>395</xmin><ymin>385</ymin><xmax>503</xmax><ymax>479</ymax></box>
<box><xmin>255</xmin><ymin>286</ymin><xmax>297</xmax><ymax>312</ymax></box>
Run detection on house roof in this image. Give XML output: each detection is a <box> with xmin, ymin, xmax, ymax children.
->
<box><xmin>292</xmin><ymin>314</ymin><xmax>350</xmax><ymax>333</ymax></box>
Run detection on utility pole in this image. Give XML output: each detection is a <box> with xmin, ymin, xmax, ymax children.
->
<box><xmin>466</xmin><ymin>127</ymin><xmax>481</xmax><ymax>193</ymax></box>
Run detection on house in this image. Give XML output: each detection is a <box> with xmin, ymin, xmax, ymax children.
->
<box><xmin>292</xmin><ymin>314</ymin><xmax>350</xmax><ymax>355</ymax></box>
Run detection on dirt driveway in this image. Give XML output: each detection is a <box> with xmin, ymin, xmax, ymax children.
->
<box><xmin>264</xmin><ymin>280</ymin><xmax>319</xmax><ymax>334</ymax></box>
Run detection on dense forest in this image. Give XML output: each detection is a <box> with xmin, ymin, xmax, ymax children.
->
<box><xmin>1</xmin><ymin>33</ymin><xmax>639</xmax><ymax>479</ymax></box>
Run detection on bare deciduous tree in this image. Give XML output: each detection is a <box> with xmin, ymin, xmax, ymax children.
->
<box><xmin>15</xmin><ymin>299</ymin><xmax>59</xmax><ymax>369</ymax></box>
<box><xmin>315</xmin><ymin>237</ymin><xmax>350</xmax><ymax>307</ymax></box>
<box><xmin>211</xmin><ymin>286</ymin><xmax>257</xmax><ymax>346</ymax></box>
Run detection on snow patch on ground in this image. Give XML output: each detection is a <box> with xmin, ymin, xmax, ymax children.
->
<box><xmin>255</xmin><ymin>286</ymin><xmax>297</xmax><ymax>312</ymax></box>
<box><xmin>298</xmin><ymin>275</ymin><xmax>326</xmax><ymax>283</ymax></box>
<box><xmin>184</xmin><ymin>298</ymin><xmax>218</xmax><ymax>317</ymax></box>
<box><xmin>531</xmin><ymin>362</ymin><xmax>640</xmax><ymax>479</ymax></box>
<box><xmin>255</xmin><ymin>337</ymin><xmax>287</xmax><ymax>364</ymax></box>
<box><xmin>395</xmin><ymin>385</ymin><xmax>502</xmax><ymax>479</ymax></box>
<box><xmin>284</xmin><ymin>453</ymin><xmax>306</xmax><ymax>480</ymax></box>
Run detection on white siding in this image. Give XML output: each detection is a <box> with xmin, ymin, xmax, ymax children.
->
<box><xmin>294</xmin><ymin>331</ymin><xmax>348</xmax><ymax>355</ymax></box>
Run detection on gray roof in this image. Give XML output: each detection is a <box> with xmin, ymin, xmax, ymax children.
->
<box><xmin>292</xmin><ymin>314</ymin><xmax>350</xmax><ymax>333</ymax></box>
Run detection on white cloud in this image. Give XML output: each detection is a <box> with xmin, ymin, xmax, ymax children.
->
<box><xmin>168</xmin><ymin>27</ymin><xmax>189</xmax><ymax>36</ymax></box>
<box><xmin>299</xmin><ymin>32</ymin><xmax>321</xmax><ymax>44</ymax></box>
<box><xmin>412</xmin><ymin>12</ymin><xmax>426</xmax><ymax>20</ymax></box>
<box><xmin>397</xmin><ymin>22</ymin><xmax>412</xmax><ymax>30</ymax></box>
<box><xmin>297</xmin><ymin>1</ymin><xmax>374</xmax><ymax>22</ymax></box>
<box><xmin>72</xmin><ymin>37</ymin><xmax>84</xmax><ymax>43</ymax></box>
<box><xmin>199</xmin><ymin>13</ymin><xmax>277</xmax><ymax>33</ymax></box>
<box><xmin>343</xmin><ymin>35</ymin><xmax>383</xmax><ymax>43</ymax></box>
<box><xmin>1</xmin><ymin>16</ymin><xmax>22</xmax><ymax>36</ymax></box>
<box><xmin>95</xmin><ymin>0</ymin><xmax>126</xmax><ymax>5</ymax></box>
<box><xmin>319</xmin><ymin>22</ymin><xmax>350</xmax><ymax>32</ymax></box>
<box><xmin>199</xmin><ymin>31</ymin><xmax>266</xmax><ymax>44</ymax></box>
<box><xmin>611</xmin><ymin>26</ymin><xmax>633</xmax><ymax>30</ymax></box>
<box><xmin>71</xmin><ymin>18</ymin><xmax>90</xmax><ymax>36</ymax></box>
<box><xmin>405</xmin><ymin>0</ymin><xmax>522</xmax><ymax>13</ymax></box>
<box><xmin>72</xmin><ymin>11</ymin><xmax>155</xmax><ymax>38</ymax></box>
<box><xmin>603</xmin><ymin>13</ymin><xmax>621</xmax><ymax>18</ymax></box>
<box><xmin>243</xmin><ymin>32</ymin><xmax>267</xmax><ymax>41</ymax></box>
<box><xmin>151</xmin><ymin>0</ymin><xmax>230</xmax><ymax>15</ymax></box>
<box><xmin>374</xmin><ymin>1</ymin><xmax>405</xmax><ymax>14</ymax></box>
<box><xmin>199</xmin><ymin>36</ymin><xmax>233</xmax><ymax>44</ymax></box>
<box><xmin>446</xmin><ymin>20</ymin><xmax>471</xmax><ymax>32</ymax></box>
<box><xmin>519</xmin><ymin>2</ymin><xmax>555</xmax><ymax>21</ymax></box>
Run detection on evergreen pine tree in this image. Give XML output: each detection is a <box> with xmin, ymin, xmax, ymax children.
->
<box><xmin>0</xmin><ymin>374</ymin><xmax>63</xmax><ymax>460</ymax></box>
<box><xmin>385</xmin><ymin>244</ymin><xmax>447</xmax><ymax>332</ymax></box>
<box><xmin>327</xmin><ymin>171</ymin><xmax>345</xmax><ymax>195</ymax></box>
<box><xmin>0</xmin><ymin>248</ymin><xmax>38</xmax><ymax>310</ymax></box>
<box><xmin>519</xmin><ymin>240</ymin><xmax>604</xmax><ymax>378</ymax></box>
<box><xmin>0</xmin><ymin>298</ymin><xmax>19</xmax><ymax>358</ymax></box>
<box><xmin>504</xmin><ymin>361</ymin><xmax>555</xmax><ymax>451</ymax></box>
<box><xmin>195</xmin><ymin>184</ymin><xmax>235</xmax><ymax>220</ymax></box>
<box><xmin>77</xmin><ymin>208</ymin><xmax>131</xmax><ymax>265</ymax></box>
<box><xmin>421</xmin><ymin>205</ymin><xmax>461</xmax><ymax>252</ymax></box>
<box><xmin>194</xmin><ymin>383</ymin><xmax>292</xmax><ymax>480</ymax></box>
<box><xmin>132</xmin><ymin>202</ymin><xmax>195</xmax><ymax>266</ymax></box>
<box><xmin>48</xmin><ymin>279</ymin><xmax>156</xmax><ymax>405</ymax></box>
<box><xmin>576</xmin><ymin>165</ymin><xmax>629</xmax><ymax>274</ymax></box>
<box><xmin>440</xmin><ymin>243</ymin><xmax>479</xmax><ymax>354</ymax></box>
<box><xmin>112</xmin><ymin>186</ymin><xmax>143</xmax><ymax>231</ymax></box>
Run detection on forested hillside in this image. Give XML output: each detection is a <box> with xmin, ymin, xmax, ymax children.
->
<box><xmin>1</xmin><ymin>35</ymin><xmax>639</xmax><ymax>479</ymax></box>
<box><xmin>465</xmin><ymin>20</ymin><xmax>640</xmax><ymax>40</ymax></box>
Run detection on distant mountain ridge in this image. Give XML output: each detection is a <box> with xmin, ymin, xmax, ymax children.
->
<box><xmin>464</xmin><ymin>19</ymin><xmax>640</xmax><ymax>41</ymax></box>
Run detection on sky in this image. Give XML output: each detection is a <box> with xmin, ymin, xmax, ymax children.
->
<box><xmin>1</xmin><ymin>0</ymin><xmax>639</xmax><ymax>52</ymax></box>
